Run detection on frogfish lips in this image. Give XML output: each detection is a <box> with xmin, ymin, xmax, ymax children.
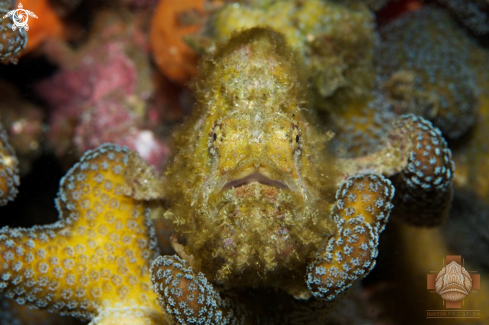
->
<box><xmin>222</xmin><ymin>172</ymin><xmax>288</xmax><ymax>190</ymax></box>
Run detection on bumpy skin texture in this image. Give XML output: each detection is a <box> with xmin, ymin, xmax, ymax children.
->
<box><xmin>154</xmin><ymin>174</ymin><xmax>393</xmax><ymax>324</ymax></box>
<box><xmin>0</xmin><ymin>4</ymin><xmax>28</xmax><ymax>64</ymax></box>
<box><xmin>307</xmin><ymin>174</ymin><xmax>394</xmax><ymax>300</ymax></box>
<box><xmin>0</xmin><ymin>144</ymin><xmax>168</xmax><ymax>325</ymax></box>
<box><xmin>158</xmin><ymin>27</ymin><xmax>400</xmax><ymax>324</ymax></box>
<box><xmin>0</xmin><ymin>124</ymin><xmax>19</xmax><ymax>206</ymax></box>
<box><xmin>391</xmin><ymin>115</ymin><xmax>454</xmax><ymax>226</ymax></box>
<box><xmin>377</xmin><ymin>8</ymin><xmax>482</xmax><ymax>139</ymax></box>
<box><xmin>163</xmin><ymin>27</ymin><xmax>338</xmax><ymax>296</ymax></box>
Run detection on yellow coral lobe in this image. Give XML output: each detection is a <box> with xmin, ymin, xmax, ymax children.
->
<box><xmin>0</xmin><ymin>144</ymin><xmax>167</xmax><ymax>325</ymax></box>
<box><xmin>0</xmin><ymin>127</ymin><xmax>19</xmax><ymax>206</ymax></box>
<box><xmin>164</xmin><ymin>27</ymin><xmax>337</xmax><ymax>293</ymax></box>
<box><xmin>307</xmin><ymin>174</ymin><xmax>394</xmax><ymax>300</ymax></box>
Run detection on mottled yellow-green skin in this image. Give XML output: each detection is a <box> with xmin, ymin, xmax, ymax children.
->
<box><xmin>164</xmin><ymin>28</ymin><xmax>337</xmax><ymax>295</ymax></box>
<box><xmin>199</xmin><ymin>0</ymin><xmax>376</xmax><ymax>111</ymax></box>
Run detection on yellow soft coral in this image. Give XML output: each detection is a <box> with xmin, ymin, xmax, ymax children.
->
<box><xmin>306</xmin><ymin>174</ymin><xmax>394</xmax><ymax>300</ymax></box>
<box><xmin>0</xmin><ymin>144</ymin><xmax>168</xmax><ymax>325</ymax></box>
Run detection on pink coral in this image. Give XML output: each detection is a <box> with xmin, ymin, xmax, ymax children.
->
<box><xmin>74</xmin><ymin>98</ymin><xmax>168</xmax><ymax>168</ymax></box>
<box><xmin>34</xmin><ymin>12</ymin><xmax>169</xmax><ymax>168</ymax></box>
<box><xmin>36</xmin><ymin>43</ymin><xmax>136</xmax><ymax>115</ymax></box>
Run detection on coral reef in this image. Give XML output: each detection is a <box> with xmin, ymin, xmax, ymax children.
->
<box><xmin>0</xmin><ymin>144</ymin><xmax>168</xmax><ymax>325</ymax></box>
<box><xmin>377</xmin><ymin>7</ymin><xmax>485</xmax><ymax>139</ymax></box>
<box><xmin>35</xmin><ymin>11</ymin><xmax>168</xmax><ymax>169</ymax></box>
<box><xmin>437</xmin><ymin>0</ymin><xmax>489</xmax><ymax>35</ymax></box>
<box><xmin>0</xmin><ymin>80</ymin><xmax>45</xmax><ymax>175</ymax></box>
<box><xmin>0</xmin><ymin>2</ymin><xmax>486</xmax><ymax>324</ymax></box>
<box><xmin>327</xmin><ymin>92</ymin><xmax>395</xmax><ymax>157</ymax></box>
<box><xmin>21</xmin><ymin>0</ymin><xmax>65</xmax><ymax>52</ymax></box>
<box><xmin>0</xmin><ymin>1</ymin><xmax>27</xmax><ymax>64</ymax></box>
<box><xmin>334</xmin><ymin>113</ymin><xmax>455</xmax><ymax>223</ymax></box>
<box><xmin>196</xmin><ymin>0</ymin><xmax>377</xmax><ymax>111</ymax></box>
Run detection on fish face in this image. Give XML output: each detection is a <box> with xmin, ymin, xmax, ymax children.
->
<box><xmin>211</xmin><ymin>114</ymin><xmax>302</xmax><ymax>192</ymax></box>
<box><xmin>205</xmin><ymin>114</ymin><xmax>311</xmax><ymax>281</ymax></box>
<box><xmin>164</xmin><ymin>27</ymin><xmax>337</xmax><ymax>291</ymax></box>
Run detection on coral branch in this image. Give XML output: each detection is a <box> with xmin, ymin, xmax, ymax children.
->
<box><xmin>0</xmin><ymin>124</ymin><xmax>19</xmax><ymax>206</ymax></box>
<box><xmin>392</xmin><ymin>114</ymin><xmax>454</xmax><ymax>226</ymax></box>
<box><xmin>0</xmin><ymin>3</ymin><xmax>27</xmax><ymax>64</ymax></box>
<box><xmin>0</xmin><ymin>144</ymin><xmax>167</xmax><ymax>325</ymax></box>
<box><xmin>151</xmin><ymin>255</ymin><xmax>251</xmax><ymax>325</ymax></box>
<box><xmin>306</xmin><ymin>174</ymin><xmax>394</xmax><ymax>300</ymax></box>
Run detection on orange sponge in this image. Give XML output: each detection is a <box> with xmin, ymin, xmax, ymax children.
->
<box><xmin>150</xmin><ymin>0</ymin><xmax>204</xmax><ymax>84</ymax></box>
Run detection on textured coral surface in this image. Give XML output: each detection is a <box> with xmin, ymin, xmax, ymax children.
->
<box><xmin>377</xmin><ymin>8</ymin><xmax>485</xmax><ymax>139</ymax></box>
<box><xmin>307</xmin><ymin>174</ymin><xmax>394</xmax><ymax>300</ymax></box>
<box><xmin>0</xmin><ymin>123</ymin><xmax>19</xmax><ymax>206</ymax></box>
<box><xmin>0</xmin><ymin>2</ymin><xmax>27</xmax><ymax>64</ymax></box>
<box><xmin>0</xmin><ymin>145</ymin><xmax>167</xmax><ymax>325</ymax></box>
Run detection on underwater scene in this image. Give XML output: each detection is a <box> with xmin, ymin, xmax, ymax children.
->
<box><xmin>0</xmin><ymin>0</ymin><xmax>488</xmax><ymax>324</ymax></box>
